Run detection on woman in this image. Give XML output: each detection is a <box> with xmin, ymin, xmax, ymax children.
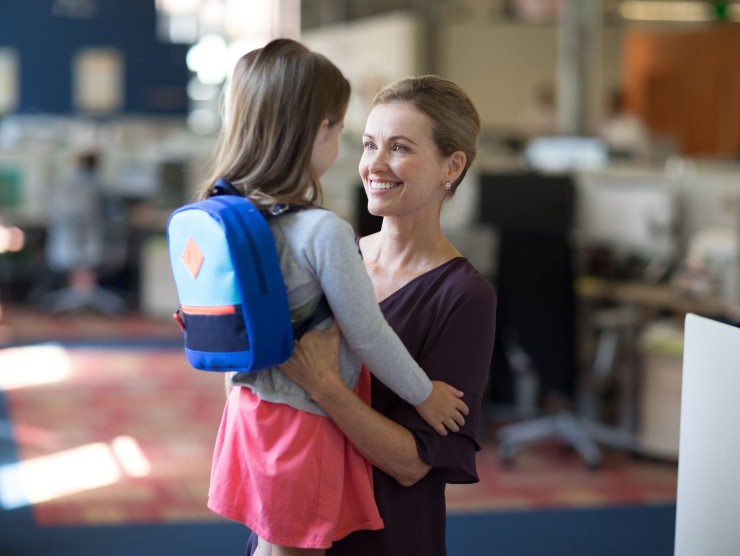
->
<box><xmin>277</xmin><ymin>75</ymin><xmax>497</xmax><ymax>555</ymax></box>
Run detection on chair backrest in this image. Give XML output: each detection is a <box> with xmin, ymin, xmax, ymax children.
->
<box><xmin>97</xmin><ymin>193</ymin><xmax>129</xmax><ymax>275</ymax></box>
<box><xmin>45</xmin><ymin>175</ymin><xmax>128</xmax><ymax>276</ymax></box>
<box><xmin>480</xmin><ymin>172</ymin><xmax>578</xmax><ymax>403</ymax></box>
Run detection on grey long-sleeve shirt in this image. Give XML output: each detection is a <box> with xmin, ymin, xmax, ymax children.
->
<box><xmin>232</xmin><ymin>208</ymin><xmax>433</xmax><ymax>416</ymax></box>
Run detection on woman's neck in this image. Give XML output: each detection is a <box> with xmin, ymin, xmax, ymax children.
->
<box><xmin>360</xmin><ymin>216</ymin><xmax>461</xmax><ymax>301</ymax></box>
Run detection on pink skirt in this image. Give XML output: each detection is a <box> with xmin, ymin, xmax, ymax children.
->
<box><xmin>207</xmin><ymin>366</ymin><xmax>383</xmax><ymax>549</ymax></box>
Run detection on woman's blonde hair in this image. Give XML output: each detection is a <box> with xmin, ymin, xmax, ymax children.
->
<box><xmin>373</xmin><ymin>75</ymin><xmax>480</xmax><ymax>194</ymax></box>
<box><xmin>198</xmin><ymin>38</ymin><xmax>350</xmax><ymax>206</ymax></box>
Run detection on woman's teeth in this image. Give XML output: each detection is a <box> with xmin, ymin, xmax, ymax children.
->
<box><xmin>370</xmin><ymin>181</ymin><xmax>401</xmax><ymax>190</ymax></box>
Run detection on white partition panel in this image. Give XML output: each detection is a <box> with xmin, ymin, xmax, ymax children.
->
<box><xmin>675</xmin><ymin>314</ymin><xmax>740</xmax><ymax>556</ymax></box>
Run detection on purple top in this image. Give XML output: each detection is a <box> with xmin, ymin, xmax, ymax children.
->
<box><xmin>328</xmin><ymin>257</ymin><xmax>497</xmax><ymax>556</ymax></box>
<box><xmin>245</xmin><ymin>257</ymin><xmax>496</xmax><ymax>556</ymax></box>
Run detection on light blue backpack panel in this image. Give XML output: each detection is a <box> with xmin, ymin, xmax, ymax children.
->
<box><xmin>167</xmin><ymin>194</ymin><xmax>294</xmax><ymax>372</ymax></box>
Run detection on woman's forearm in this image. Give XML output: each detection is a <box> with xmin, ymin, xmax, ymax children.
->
<box><xmin>278</xmin><ymin>324</ymin><xmax>431</xmax><ymax>485</ymax></box>
<box><xmin>312</xmin><ymin>376</ymin><xmax>431</xmax><ymax>486</ymax></box>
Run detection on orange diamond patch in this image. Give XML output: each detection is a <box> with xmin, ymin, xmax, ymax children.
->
<box><xmin>181</xmin><ymin>237</ymin><xmax>204</xmax><ymax>278</ymax></box>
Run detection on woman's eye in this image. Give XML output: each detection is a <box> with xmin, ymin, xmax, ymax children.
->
<box><xmin>392</xmin><ymin>144</ymin><xmax>408</xmax><ymax>152</ymax></box>
<box><xmin>363</xmin><ymin>141</ymin><xmax>376</xmax><ymax>151</ymax></box>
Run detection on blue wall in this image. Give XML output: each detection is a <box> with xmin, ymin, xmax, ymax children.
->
<box><xmin>0</xmin><ymin>0</ymin><xmax>190</xmax><ymax>115</ymax></box>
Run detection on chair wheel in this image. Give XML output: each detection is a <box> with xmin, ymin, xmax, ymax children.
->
<box><xmin>586</xmin><ymin>458</ymin><xmax>602</xmax><ymax>471</ymax></box>
<box><xmin>497</xmin><ymin>443</ymin><xmax>516</xmax><ymax>466</ymax></box>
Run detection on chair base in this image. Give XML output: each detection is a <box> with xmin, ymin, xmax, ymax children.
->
<box><xmin>39</xmin><ymin>285</ymin><xmax>127</xmax><ymax>316</ymax></box>
<box><xmin>496</xmin><ymin>411</ymin><xmax>639</xmax><ymax>469</ymax></box>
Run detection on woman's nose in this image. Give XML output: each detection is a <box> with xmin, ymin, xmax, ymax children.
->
<box><xmin>366</xmin><ymin>149</ymin><xmax>388</xmax><ymax>172</ymax></box>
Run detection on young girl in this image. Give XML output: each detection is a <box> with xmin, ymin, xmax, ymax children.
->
<box><xmin>202</xmin><ymin>39</ymin><xmax>469</xmax><ymax>555</ymax></box>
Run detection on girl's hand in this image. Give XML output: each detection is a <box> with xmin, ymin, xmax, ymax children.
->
<box><xmin>415</xmin><ymin>381</ymin><xmax>469</xmax><ymax>436</ymax></box>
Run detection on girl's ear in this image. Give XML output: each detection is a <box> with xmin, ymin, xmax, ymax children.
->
<box><xmin>316</xmin><ymin>118</ymin><xmax>331</xmax><ymax>142</ymax></box>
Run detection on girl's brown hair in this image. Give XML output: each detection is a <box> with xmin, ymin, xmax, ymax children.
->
<box><xmin>198</xmin><ymin>38</ymin><xmax>350</xmax><ymax>207</ymax></box>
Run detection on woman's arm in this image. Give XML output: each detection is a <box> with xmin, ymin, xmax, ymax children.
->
<box><xmin>279</xmin><ymin>323</ymin><xmax>431</xmax><ymax>486</ymax></box>
<box><xmin>305</xmin><ymin>215</ymin><xmax>468</xmax><ymax>434</ymax></box>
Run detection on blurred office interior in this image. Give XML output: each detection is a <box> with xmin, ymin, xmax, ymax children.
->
<box><xmin>1</xmin><ymin>1</ymin><xmax>740</xmax><ymax>554</ymax></box>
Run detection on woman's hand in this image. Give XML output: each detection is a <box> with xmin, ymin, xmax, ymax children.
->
<box><xmin>279</xmin><ymin>322</ymin><xmax>342</xmax><ymax>397</ymax></box>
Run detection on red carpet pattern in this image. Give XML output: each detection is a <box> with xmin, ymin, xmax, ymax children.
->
<box><xmin>0</xmin><ymin>308</ymin><xmax>677</xmax><ymax>527</ymax></box>
<box><xmin>446</xmin><ymin>440</ymin><xmax>677</xmax><ymax>514</ymax></box>
<box><xmin>3</xmin><ymin>345</ymin><xmax>227</xmax><ymax>526</ymax></box>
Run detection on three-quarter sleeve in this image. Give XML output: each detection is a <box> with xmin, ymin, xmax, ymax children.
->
<box><xmin>378</xmin><ymin>265</ymin><xmax>497</xmax><ymax>483</ymax></box>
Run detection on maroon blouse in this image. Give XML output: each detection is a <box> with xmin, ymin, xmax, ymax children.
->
<box><xmin>328</xmin><ymin>257</ymin><xmax>497</xmax><ymax>556</ymax></box>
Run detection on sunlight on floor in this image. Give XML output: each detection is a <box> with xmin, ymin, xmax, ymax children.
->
<box><xmin>111</xmin><ymin>435</ymin><xmax>151</xmax><ymax>478</ymax></box>
<box><xmin>0</xmin><ymin>435</ymin><xmax>151</xmax><ymax>510</ymax></box>
<box><xmin>0</xmin><ymin>343</ymin><xmax>72</xmax><ymax>390</ymax></box>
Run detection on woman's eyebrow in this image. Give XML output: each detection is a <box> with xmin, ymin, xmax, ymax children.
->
<box><xmin>362</xmin><ymin>133</ymin><xmax>418</xmax><ymax>146</ymax></box>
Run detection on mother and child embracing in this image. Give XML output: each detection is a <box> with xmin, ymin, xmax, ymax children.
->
<box><xmin>194</xmin><ymin>38</ymin><xmax>496</xmax><ymax>556</ymax></box>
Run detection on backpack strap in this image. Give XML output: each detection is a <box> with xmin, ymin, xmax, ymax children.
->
<box><xmin>292</xmin><ymin>296</ymin><xmax>332</xmax><ymax>341</ymax></box>
<box><xmin>212</xmin><ymin>178</ymin><xmax>302</xmax><ymax>218</ymax></box>
<box><xmin>212</xmin><ymin>178</ymin><xmax>242</xmax><ymax>197</ymax></box>
<box><xmin>212</xmin><ymin>178</ymin><xmax>333</xmax><ymax>341</ymax></box>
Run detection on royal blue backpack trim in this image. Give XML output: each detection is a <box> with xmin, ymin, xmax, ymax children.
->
<box><xmin>167</xmin><ymin>181</ymin><xmax>299</xmax><ymax>373</ymax></box>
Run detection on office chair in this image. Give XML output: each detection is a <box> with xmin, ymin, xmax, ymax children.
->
<box><xmin>496</xmin><ymin>312</ymin><xmax>640</xmax><ymax>469</ymax></box>
<box><xmin>40</xmin><ymin>156</ymin><xmax>128</xmax><ymax>316</ymax></box>
<box><xmin>480</xmin><ymin>173</ymin><xmax>637</xmax><ymax>469</ymax></box>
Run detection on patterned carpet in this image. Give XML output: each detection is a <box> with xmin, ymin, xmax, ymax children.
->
<box><xmin>446</xmin><ymin>439</ymin><xmax>677</xmax><ymax>513</ymax></box>
<box><xmin>1</xmin><ymin>344</ymin><xmax>226</xmax><ymax>526</ymax></box>
<box><xmin>0</xmin><ymin>305</ymin><xmax>677</xmax><ymax>528</ymax></box>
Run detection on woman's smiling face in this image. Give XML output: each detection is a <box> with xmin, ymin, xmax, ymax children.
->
<box><xmin>359</xmin><ymin>102</ymin><xmax>450</xmax><ymax>219</ymax></box>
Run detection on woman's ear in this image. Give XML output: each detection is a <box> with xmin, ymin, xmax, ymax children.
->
<box><xmin>445</xmin><ymin>151</ymin><xmax>466</xmax><ymax>184</ymax></box>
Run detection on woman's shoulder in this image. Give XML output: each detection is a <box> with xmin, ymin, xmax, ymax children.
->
<box><xmin>385</xmin><ymin>257</ymin><xmax>495</xmax><ymax>321</ymax></box>
<box><xmin>437</xmin><ymin>258</ymin><xmax>495</xmax><ymax>297</ymax></box>
<box><xmin>420</xmin><ymin>258</ymin><xmax>496</xmax><ymax>318</ymax></box>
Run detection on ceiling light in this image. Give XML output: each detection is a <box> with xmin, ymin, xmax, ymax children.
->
<box><xmin>620</xmin><ymin>1</ymin><xmax>714</xmax><ymax>22</ymax></box>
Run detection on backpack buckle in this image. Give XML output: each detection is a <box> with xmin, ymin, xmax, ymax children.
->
<box><xmin>173</xmin><ymin>308</ymin><xmax>186</xmax><ymax>331</ymax></box>
<box><xmin>269</xmin><ymin>203</ymin><xmax>290</xmax><ymax>216</ymax></box>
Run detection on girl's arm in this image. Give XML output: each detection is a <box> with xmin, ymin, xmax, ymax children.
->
<box><xmin>305</xmin><ymin>215</ymin><xmax>467</xmax><ymax>434</ymax></box>
<box><xmin>279</xmin><ymin>323</ymin><xmax>432</xmax><ymax>486</ymax></box>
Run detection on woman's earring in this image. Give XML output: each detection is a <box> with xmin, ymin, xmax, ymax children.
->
<box><xmin>444</xmin><ymin>182</ymin><xmax>452</xmax><ymax>192</ymax></box>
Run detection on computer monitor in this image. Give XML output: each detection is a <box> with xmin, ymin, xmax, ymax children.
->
<box><xmin>576</xmin><ymin>172</ymin><xmax>679</xmax><ymax>262</ymax></box>
<box><xmin>523</xmin><ymin>136</ymin><xmax>608</xmax><ymax>173</ymax></box>
<box><xmin>0</xmin><ymin>166</ymin><xmax>21</xmax><ymax>211</ymax></box>
<box><xmin>478</xmin><ymin>172</ymin><xmax>575</xmax><ymax>235</ymax></box>
<box><xmin>0</xmin><ymin>152</ymin><xmax>48</xmax><ymax>223</ymax></box>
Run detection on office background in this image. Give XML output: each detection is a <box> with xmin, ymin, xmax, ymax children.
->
<box><xmin>1</xmin><ymin>1</ymin><xmax>740</xmax><ymax>555</ymax></box>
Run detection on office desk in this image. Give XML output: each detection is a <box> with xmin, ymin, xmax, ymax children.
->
<box><xmin>577</xmin><ymin>276</ymin><xmax>740</xmax><ymax>460</ymax></box>
<box><xmin>577</xmin><ymin>276</ymin><xmax>740</xmax><ymax>321</ymax></box>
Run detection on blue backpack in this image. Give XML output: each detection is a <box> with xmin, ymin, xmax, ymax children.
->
<box><xmin>167</xmin><ymin>178</ymin><xmax>330</xmax><ymax>373</ymax></box>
